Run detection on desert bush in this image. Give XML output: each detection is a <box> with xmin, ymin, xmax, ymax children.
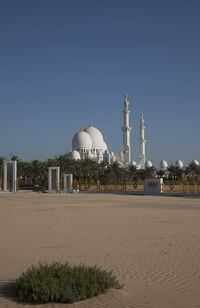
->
<box><xmin>15</xmin><ymin>262</ymin><xmax>121</xmax><ymax>303</ymax></box>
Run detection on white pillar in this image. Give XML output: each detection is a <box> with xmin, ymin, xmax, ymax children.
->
<box><xmin>63</xmin><ymin>174</ymin><xmax>73</xmax><ymax>192</ymax></box>
<box><xmin>48</xmin><ymin>168</ymin><xmax>51</xmax><ymax>192</ymax></box>
<box><xmin>56</xmin><ymin>168</ymin><xmax>60</xmax><ymax>192</ymax></box>
<box><xmin>12</xmin><ymin>161</ymin><xmax>17</xmax><ymax>193</ymax></box>
<box><xmin>69</xmin><ymin>174</ymin><xmax>73</xmax><ymax>191</ymax></box>
<box><xmin>139</xmin><ymin>112</ymin><xmax>146</xmax><ymax>169</ymax></box>
<box><xmin>3</xmin><ymin>160</ymin><xmax>17</xmax><ymax>192</ymax></box>
<box><xmin>48</xmin><ymin>167</ymin><xmax>60</xmax><ymax>192</ymax></box>
<box><xmin>121</xmin><ymin>90</ymin><xmax>132</xmax><ymax>165</ymax></box>
<box><xmin>3</xmin><ymin>160</ymin><xmax>7</xmax><ymax>192</ymax></box>
<box><xmin>63</xmin><ymin>175</ymin><xmax>66</xmax><ymax>191</ymax></box>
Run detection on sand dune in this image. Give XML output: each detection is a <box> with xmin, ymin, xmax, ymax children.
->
<box><xmin>0</xmin><ymin>192</ymin><xmax>200</xmax><ymax>308</ymax></box>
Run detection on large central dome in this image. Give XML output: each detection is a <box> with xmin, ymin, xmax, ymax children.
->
<box><xmin>72</xmin><ymin>130</ymin><xmax>92</xmax><ymax>150</ymax></box>
<box><xmin>84</xmin><ymin>125</ymin><xmax>104</xmax><ymax>149</ymax></box>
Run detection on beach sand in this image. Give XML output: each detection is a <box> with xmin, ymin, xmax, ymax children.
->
<box><xmin>0</xmin><ymin>192</ymin><xmax>199</xmax><ymax>308</ymax></box>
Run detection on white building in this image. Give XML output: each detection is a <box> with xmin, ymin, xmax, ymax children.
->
<box><xmin>66</xmin><ymin>92</ymin><xmax>199</xmax><ymax>170</ymax></box>
<box><xmin>67</xmin><ymin>90</ymin><xmax>153</xmax><ymax>168</ymax></box>
<box><xmin>116</xmin><ymin>90</ymin><xmax>132</xmax><ymax>167</ymax></box>
<box><xmin>67</xmin><ymin>122</ymin><xmax>115</xmax><ymax>164</ymax></box>
<box><xmin>139</xmin><ymin>112</ymin><xmax>146</xmax><ymax>168</ymax></box>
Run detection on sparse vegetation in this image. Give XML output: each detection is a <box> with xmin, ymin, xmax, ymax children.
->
<box><xmin>15</xmin><ymin>262</ymin><xmax>121</xmax><ymax>303</ymax></box>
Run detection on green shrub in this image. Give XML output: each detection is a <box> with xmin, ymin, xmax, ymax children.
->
<box><xmin>15</xmin><ymin>262</ymin><xmax>121</xmax><ymax>303</ymax></box>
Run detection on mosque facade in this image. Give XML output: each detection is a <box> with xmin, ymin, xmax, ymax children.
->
<box><xmin>67</xmin><ymin>90</ymin><xmax>152</xmax><ymax>168</ymax></box>
<box><xmin>68</xmin><ymin>123</ymin><xmax>115</xmax><ymax>164</ymax></box>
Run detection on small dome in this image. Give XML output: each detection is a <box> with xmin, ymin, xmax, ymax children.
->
<box><xmin>131</xmin><ymin>160</ymin><xmax>137</xmax><ymax>167</ymax></box>
<box><xmin>160</xmin><ymin>160</ymin><xmax>168</xmax><ymax>169</ymax></box>
<box><xmin>102</xmin><ymin>141</ymin><xmax>108</xmax><ymax>153</ymax></box>
<box><xmin>71</xmin><ymin>150</ymin><xmax>80</xmax><ymax>160</ymax></box>
<box><xmin>191</xmin><ymin>160</ymin><xmax>199</xmax><ymax>166</ymax></box>
<box><xmin>72</xmin><ymin>130</ymin><xmax>92</xmax><ymax>150</ymax></box>
<box><xmin>175</xmin><ymin>160</ymin><xmax>184</xmax><ymax>169</ymax></box>
<box><xmin>84</xmin><ymin>126</ymin><xmax>103</xmax><ymax>148</ymax></box>
<box><xmin>145</xmin><ymin>160</ymin><xmax>153</xmax><ymax>168</ymax></box>
<box><xmin>118</xmin><ymin>161</ymin><xmax>124</xmax><ymax>168</ymax></box>
<box><xmin>136</xmin><ymin>163</ymin><xmax>141</xmax><ymax>170</ymax></box>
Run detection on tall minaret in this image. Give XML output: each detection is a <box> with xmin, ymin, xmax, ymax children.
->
<box><xmin>139</xmin><ymin>112</ymin><xmax>146</xmax><ymax>168</ymax></box>
<box><xmin>121</xmin><ymin>90</ymin><xmax>132</xmax><ymax>165</ymax></box>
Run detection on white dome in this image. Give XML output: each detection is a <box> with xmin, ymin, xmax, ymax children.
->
<box><xmin>175</xmin><ymin>160</ymin><xmax>184</xmax><ymax>169</ymax></box>
<box><xmin>84</xmin><ymin>126</ymin><xmax>103</xmax><ymax>148</ymax></box>
<box><xmin>160</xmin><ymin>160</ymin><xmax>168</xmax><ymax>169</ymax></box>
<box><xmin>72</xmin><ymin>130</ymin><xmax>92</xmax><ymax>150</ymax></box>
<box><xmin>191</xmin><ymin>160</ymin><xmax>199</xmax><ymax>166</ymax></box>
<box><xmin>145</xmin><ymin>160</ymin><xmax>153</xmax><ymax>168</ymax></box>
<box><xmin>102</xmin><ymin>141</ymin><xmax>108</xmax><ymax>153</ymax></box>
<box><xmin>131</xmin><ymin>160</ymin><xmax>137</xmax><ymax>167</ymax></box>
<box><xmin>136</xmin><ymin>163</ymin><xmax>142</xmax><ymax>170</ymax></box>
<box><xmin>71</xmin><ymin>150</ymin><xmax>80</xmax><ymax>160</ymax></box>
<box><xmin>118</xmin><ymin>161</ymin><xmax>124</xmax><ymax>168</ymax></box>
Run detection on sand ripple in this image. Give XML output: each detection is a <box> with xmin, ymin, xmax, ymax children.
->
<box><xmin>0</xmin><ymin>193</ymin><xmax>200</xmax><ymax>308</ymax></box>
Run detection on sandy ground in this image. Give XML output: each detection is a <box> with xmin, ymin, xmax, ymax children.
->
<box><xmin>0</xmin><ymin>192</ymin><xmax>200</xmax><ymax>308</ymax></box>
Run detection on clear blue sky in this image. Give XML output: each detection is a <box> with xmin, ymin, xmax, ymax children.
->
<box><xmin>0</xmin><ymin>0</ymin><xmax>199</xmax><ymax>166</ymax></box>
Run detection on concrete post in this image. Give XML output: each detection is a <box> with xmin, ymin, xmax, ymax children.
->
<box><xmin>13</xmin><ymin>160</ymin><xmax>17</xmax><ymax>193</ymax></box>
<box><xmin>48</xmin><ymin>167</ymin><xmax>51</xmax><ymax>192</ymax></box>
<box><xmin>3</xmin><ymin>160</ymin><xmax>17</xmax><ymax>193</ymax></box>
<box><xmin>48</xmin><ymin>167</ymin><xmax>60</xmax><ymax>192</ymax></box>
<box><xmin>63</xmin><ymin>174</ymin><xmax>73</xmax><ymax>192</ymax></box>
<box><xmin>3</xmin><ymin>160</ymin><xmax>7</xmax><ymax>192</ymax></box>
<box><xmin>56</xmin><ymin>167</ymin><xmax>60</xmax><ymax>192</ymax></box>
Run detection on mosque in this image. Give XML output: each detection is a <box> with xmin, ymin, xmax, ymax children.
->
<box><xmin>68</xmin><ymin>123</ymin><xmax>114</xmax><ymax>164</ymax></box>
<box><xmin>67</xmin><ymin>90</ymin><xmax>152</xmax><ymax>169</ymax></box>
<box><xmin>67</xmin><ymin>91</ymin><xmax>199</xmax><ymax>170</ymax></box>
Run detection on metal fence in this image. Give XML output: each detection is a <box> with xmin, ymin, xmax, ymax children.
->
<box><xmin>163</xmin><ymin>183</ymin><xmax>200</xmax><ymax>194</ymax></box>
<box><xmin>84</xmin><ymin>183</ymin><xmax>200</xmax><ymax>194</ymax></box>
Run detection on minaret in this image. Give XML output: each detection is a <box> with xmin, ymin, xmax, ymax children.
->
<box><xmin>139</xmin><ymin>112</ymin><xmax>146</xmax><ymax>168</ymax></box>
<box><xmin>121</xmin><ymin>90</ymin><xmax>132</xmax><ymax>164</ymax></box>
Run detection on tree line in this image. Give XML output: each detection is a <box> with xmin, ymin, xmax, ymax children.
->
<box><xmin>0</xmin><ymin>155</ymin><xmax>200</xmax><ymax>189</ymax></box>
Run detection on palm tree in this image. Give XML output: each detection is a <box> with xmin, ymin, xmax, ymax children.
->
<box><xmin>17</xmin><ymin>161</ymin><xmax>29</xmax><ymax>185</ymax></box>
<box><xmin>10</xmin><ymin>155</ymin><xmax>20</xmax><ymax>162</ymax></box>
<box><xmin>108</xmin><ymin>161</ymin><xmax>124</xmax><ymax>184</ymax></box>
<box><xmin>99</xmin><ymin>161</ymin><xmax>107</xmax><ymax>175</ymax></box>
<box><xmin>145</xmin><ymin>166</ymin><xmax>156</xmax><ymax>178</ymax></box>
<box><xmin>79</xmin><ymin>159</ymin><xmax>98</xmax><ymax>184</ymax></box>
<box><xmin>156</xmin><ymin>169</ymin><xmax>165</xmax><ymax>178</ymax></box>
<box><xmin>29</xmin><ymin>160</ymin><xmax>46</xmax><ymax>185</ymax></box>
<box><xmin>136</xmin><ymin>169</ymin><xmax>147</xmax><ymax>181</ymax></box>
<box><xmin>167</xmin><ymin>165</ymin><xmax>183</xmax><ymax>180</ymax></box>
<box><xmin>54</xmin><ymin>155</ymin><xmax>67</xmax><ymax>174</ymax></box>
<box><xmin>128</xmin><ymin>165</ymin><xmax>137</xmax><ymax>182</ymax></box>
<box><xmin>185</xmin><ymin>162</ymin><xmax>200</xmax><ymax>180</ymax></box>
